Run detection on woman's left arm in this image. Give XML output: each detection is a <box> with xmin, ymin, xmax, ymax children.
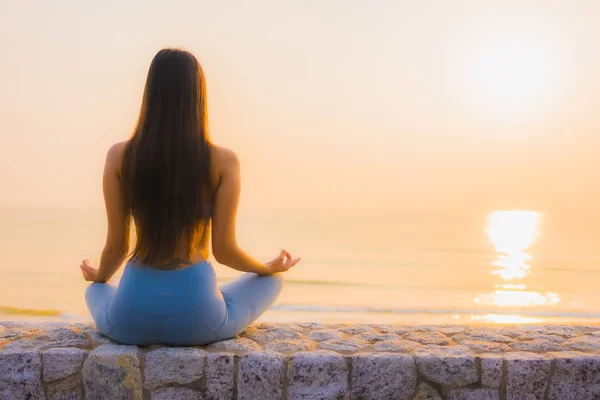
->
<box><xmin>83</xmin><ymin>143</ymin><xmax>130</xmax><ymax>283</ymax></box>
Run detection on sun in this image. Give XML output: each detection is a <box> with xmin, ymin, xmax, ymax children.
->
<box><xmin>464</xmin><ymin>29</ymin><xmax>562</xmax><ymax>116</ymax></box>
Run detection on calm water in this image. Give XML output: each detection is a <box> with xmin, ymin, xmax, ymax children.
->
<box><xmin>1</xmin><ymin>206</ymin><xmax>600</xmax><ymax>325</ymax></box>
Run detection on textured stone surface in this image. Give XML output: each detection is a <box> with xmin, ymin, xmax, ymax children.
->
<box><xmin>444</xmin><ymin>387</ymin><xmax>500</xmax><ymax>400</ymax></box>
<box><xmin>244</xmin><ymin>325</ymin><xmax>303</xmax><ymax>342</ymax></box>
<box><xmin>288</xmin><ymin>350</ymin><xmax>349</xmax><ymax>399</ymax></box>
<box><xmin>238</xmin><ymin>351</ymin><xmax>284</xmax><ymax>400</ymax></box>
<box><xmin>461</xmin><ymin>340</ymin><xmax>511</xmax><ymax>353</ymax></box>
<box><xmin>413</xmin><ymin>382</ymin><xmax>442</xmax><ymax>400</ymax></box>
<box><xmin>43</xmin><ymin>347</ymin><xmax>88</xmax><ymax>383</ymax></box>
<box><xmin>205</xmin><ymin>352</ymin><xmax>235</xmax><ymax>400</ymax></box>
<box><xmin>295</xmin><ymin>322</ymin><xmax>326</xmax><ymax>329</ymax></box>
<box><xmin>351</xmin><ymin>353</ymin><xmax>416</xmax><ymax>400</ymax></box>
<box><xmin>440</xmin><ymin>326</ymin><xmax>467</xmax><ymax>335</ymax></box>
<box><xmin>505</xmin><ymin>352</ymin><xmax>551</xmax><ymax>400</ymax></box>
<box><xmin>206</xmin><ymin>337</ymin><xmax>261</xmax><ymax>352</ymax></box>
<box><xmin>479</xmin><ymin>353</ymin><xmax>503</xmax><ymax>388</ymax></box>
<box><xmin>0</xmin><ymin>325</ymin><xmax>43</xmax><ymax>341</ymax></box>
<box><xmin>547</xmin><ymin>351</ymin><xmax>600</xmax><ymax>400</ymax></box>
<box><xmin>378</xmin><ymin>325</ymin><xmax>412</xmax><ymax>335</ymax></box>
<box><xmin>151</xmin><ymin>387</ymin><xmax>203</xmax><ymax>400</ymax></box>
<box><xmin>3</xmin><ymin>327</ymin><xmax>90</xmax><ymax>352</ymax></box>
<box><xmin>564</xmin><ymin>335</ymin><xmax>600</xmax><ymax>351</ymax></box>
<box><xmin>338</xmin><ymin>325</ymin><xmax>373</xmax><ymax>335</ymax></box>
<box><xmin>4</xmin><ymin>322</ymin><xmax>600</xmax><ymax>399</ymax></box>
<box><xmin>517</xmin><ymin>333</ymin><xmax>566</xmax><ymax>343</ymax></box>
<box><xmin>355</xmin><ymin>331</ymin><xmax>399</xmax><ymax>342</ymax></box>
<box><xmin>545</xmin><ymin>325</ymin><xmax>579</xmax><ymax>338</ymax></box>
<box><xmin>408</xmin><ymin>325</ymin><xmax>440</xmax><ymax>333</ymax></box>
<box><xmin>404</xmin><ymin>331</ymin><xmax>453</xmax><ymax>345</ymax></box>
<box><xmin>144</xmin><ymin>347</ymin><xmax>205</xmax><ymax>389</ymax></box>
<box><xmin>318</xmin><ymin>338</ymin><xmax>368</xmax><ymax>352</ymax></box>
<box><xmin>265</xmin><ymin>339</ymin><xmax>314</xmax><ymax>353</ymax></box>
<box><xmin>453</xmin><ymin>331</ymin><xmax>515</xmax><ymax>344</ymax></box>
<box><xmin>511</xmin><ymin>339</ymin><xmax>565</xmax><ymax>352</ymax></box>
<box><xmin>0</xmin><ymin>350</ymin><xmax>44</xmax><ymax>400</ymax></box>
<box><xmin>46</xmin><ymin>375</ymin><xmax>82</xmax><ymax>400</ymax></box>
<box><xmin>87</xmin><ymin>330</ymin><xmax>116</xmax><ymax>346</ymax></box>
<box><xmin>82</xmin><ymin>344</ymin><xmax>142</xmax><ymax>400</ymax></box>
<box><xmin>414</xmin><ymin>345</ymin><xmax>478</xmax><ymax>387</ymax></box>
<box><xmin>373</xmin><ymin>339</ymin><xmax>421</xmax><ymax>352</ymax></box>
<box><xmin>308</xmin><ymin>329</ymin><xmax>343</xmax><ymax>341</ymax></box>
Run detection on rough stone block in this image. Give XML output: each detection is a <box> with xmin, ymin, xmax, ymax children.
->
<box><xmin>547</xmin><ymin>351</ymin><xmax>600</xmax><ymax>400</ymax></box>
<box><xmin>206</xmin><ymin>352</ymin><xmax>235</xmax><ymax>400</ymax></box>
<box><xmin>404</xmin><ymin>331</ymin><xmax>452</xmax><ymax>345</ymax></box>
<box><xmin>318</xmin><ymin>338</ymin><xmax>368</xmax><ymax>352</ymax></box>
<box><xmin>544</xmin><ymin>325</ymin><xmax>579</xmax><ymax>338</ymax></box>
<box><xmin>308</xmin><ymin>329</ymin><xmax>344</xmax><ymax>341</ymax></box>
<box><xmin>564</xmin><ymin>335</ymin><xmax>600</xmax><ymax>352</ymax></box>
<box><xmin>3</xmin><ymin>327</ymin><xmax>90</xmax><ymax>352</ymax></box>
<box><xmin>444</xmin><ymin>387</ymin><xmax>500</xmax><ymax>400</ymax></box>
<box><xmin>43</xmin><ymin>347</ymin><xmax>88</xmax><ymax>382</ymax></box>
<box><xmin>461</xmin><ymin>340</ymin><xmax>511</xmax><ymax>353</ymax></box>
<box><xmin>414</xmin><ymin>345</ymin><xmax>478</xmax><ymax>387</ymax></box>
<box><xmin>87</xmin><ymin>331</ymin><xmax>116</xmax><ymax>347</ymax></box>
<box><xmin>479</xmin><ymin>353</ymin><xmax>503</xmax><ymax>388</ymax></box>
<box><xmin>238</xmin><ymin>351</ymin><xmax>284</xmax><ymax>400</ymax></box>
<box><xmin>245</xmin><ymin>325</ymin><xmax>303</xmax><ymax>342</ymax></box>
<box><xmin>373</xmin><ymin>339</ymin><xmax>420</xmax><ymax>352</ymax></box>
<box><xmin>453</xmin><ymin>331</ymin><xmax>515</xmax><ymax>344</ymax></box>
<box><xmin>439</xmin><ymin>326</ymin><xmax>467</xmax><ymax>335</ymax></box>
<box><xmin>517</xmin><ymin>333</ymin><xmax>565</xmax><ymax>343</ymax></box>
<box><xmin>151</xmin><ymin>387</ymin><xmax>203</xmax><ymax>399</ymax></box>
<box><xmin>82</xmin><ymin>344</ymin><xmax>142</xmax><ymax>400</ymax></box>
<box><xmin>338</xmin><ymin>325</ymin><xmax>374</xmax><ymax>335</ymax></box>
<box><xmin>46</xmin><ymin>374</ymin><xmax>83</xmax><ymax>400</ymax></box>
<box><xmin>511</xmin><ymin>339</ymin><xmax>565</xmax><ymax>352</ymax></box>
<box><xmin>354</xmin><ymin>332</ymin><xmax>400</xmax><ymax>342</ymax></box>
<box><xmin>144</xmin><ymin>347</ymin><xmax>205</xmax><ymax>389</ymax></box>
<box><xmin>265</xmin><ymin>339</ymin><xmax>314</xmax><ymax>353</ymax></box>
<box><xmin>288</xmin><ymin>350</ymin><xmax>348</xmax><ymax>399</ymax></box>
<box><xmin>206</xmin><ymin>337</ymin><xmax>261</xmax><ymax>352</ymax></box>
<box><xmin>0</xmin><ymin>350</ymin><xmax>44</xmax><ymax>400</ymax></box>
<box><xmin>413</xmin><ymin>382</ymin><xmax>442</xmax><ymax>399</ymax></box>
<box><xmin>505</xmin><ymin>352</ymin><xmax>551</xmax><ymax>400</ymax></box>
<box><xmin>351</xmin><ymin>353</ymin><xmax>416</xmax><ymax>400</ymax></box>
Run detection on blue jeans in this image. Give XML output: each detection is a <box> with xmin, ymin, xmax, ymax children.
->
<box><xmin>85</xmin><ymin>261</ymin><xmax>283</xmax><ymax>345</ymax></box>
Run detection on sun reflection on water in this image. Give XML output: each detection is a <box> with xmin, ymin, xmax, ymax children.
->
<box><xmin>474</xmin><ymin>211</ymin><xmax>560</xmax><ymax>319</ymax></box>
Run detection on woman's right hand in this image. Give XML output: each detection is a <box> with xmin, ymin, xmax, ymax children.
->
<box><xmin>265</xmin><ymin>249</ymin><xmax>301</xmax><ymax>274</ymax></box>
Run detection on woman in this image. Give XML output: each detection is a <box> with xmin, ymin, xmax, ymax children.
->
<box><xmin>79</xmin><ymin>48</ymin><xmax>301</xmax><ymax>346</ymax></box>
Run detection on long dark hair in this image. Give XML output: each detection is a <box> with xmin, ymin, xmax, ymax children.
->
<box><xmin>122</xmin><ymin>48</ymin><xmax>213</xmax><ymax>266</ymax></box>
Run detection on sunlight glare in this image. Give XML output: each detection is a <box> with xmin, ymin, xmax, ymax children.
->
<box><xmin>474</xmin><ymin>210</ymin><xmax>560</xmax><ymax>312</ymax></box>
<box><xmin>487</xmin><ymin>211</ymin><xmax>539</xmax><ymax>281</ymax></box>
<box><xmin>470</xmin><ymin>314</ymin><xmax>543</xmax><ymax>324</ymax></box>
<box><xmin>465</xmin><ymin>29</ymin><xmax>561</xmax><ymax>115</ymax></box>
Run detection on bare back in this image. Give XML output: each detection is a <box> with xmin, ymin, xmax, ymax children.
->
<box><xmin>108</xmin><ymin>141</ymin><xmax>240</xmax><ymax>269</ymax></box>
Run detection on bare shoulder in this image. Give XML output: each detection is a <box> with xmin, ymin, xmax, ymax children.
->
<box><xmin>211</xmin><ymin>144</ymin><xmax>240</xmax><ymax>173</ymax></box>
<box><xmin>105</xmin><ymin>140</ymin><xmax>129</xmax><ymax>171</ymax></box>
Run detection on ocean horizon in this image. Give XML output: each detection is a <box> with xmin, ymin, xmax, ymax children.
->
<box><xmin>2</xmin><ymin>206</ymin><xmax>600</xmax><ymax>325</ymax></box>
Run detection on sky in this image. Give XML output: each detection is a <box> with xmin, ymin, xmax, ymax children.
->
<box><xmin>1</xmin><ymin>0</ymin><xmax>599</xmax><ymax>215</ymax></box>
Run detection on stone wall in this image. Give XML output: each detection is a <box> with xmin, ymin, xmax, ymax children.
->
<box><xmin>2</xmin><ymin>321</ymin><xmax>600</xmax><ymax>399</ymax></box>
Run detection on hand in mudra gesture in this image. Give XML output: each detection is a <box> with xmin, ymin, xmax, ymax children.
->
<box><xmin>79</xmin><ymin>259</ymin><xmax>99</xmax><ymax>282</ymax></box>
<box><xmin>265</xmin><ymin>249</ymin><xmax>301</xmax><ymax>273</ymax></box>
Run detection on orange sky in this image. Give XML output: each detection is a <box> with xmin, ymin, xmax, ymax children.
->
<box><xmin>1</xmin><ymin>1</ymin><xmax>599</xmax><ymax>215</ymax></box>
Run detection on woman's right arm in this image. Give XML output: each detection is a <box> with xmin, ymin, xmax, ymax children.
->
<box><xmin>211</xmin><ymin>148</ymin><xmax>297</xmax><ymax>275</ymax></box>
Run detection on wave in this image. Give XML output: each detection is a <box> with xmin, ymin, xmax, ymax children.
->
<box><xmin>0</xmin><ymin>305</ymin><xmax>65</xmax><ymax>317</ymax></box>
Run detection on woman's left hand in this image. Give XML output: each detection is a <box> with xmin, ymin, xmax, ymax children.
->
<box><xmin>80</xmin><ymin>259</ymin><xmax>98</xmax><ymax>282</ymax></box>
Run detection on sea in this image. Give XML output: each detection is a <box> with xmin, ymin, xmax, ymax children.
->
<box><xmin>1</xmin><ymin>206</ymin><xmax>600</xmax><ymax>326</ymax></box>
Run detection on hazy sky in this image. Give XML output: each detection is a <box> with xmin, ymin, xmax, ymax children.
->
<box><xmin>1</xmin><ymin>0</ymin><xmax>599</xmax><ymax>214</ymax></box>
